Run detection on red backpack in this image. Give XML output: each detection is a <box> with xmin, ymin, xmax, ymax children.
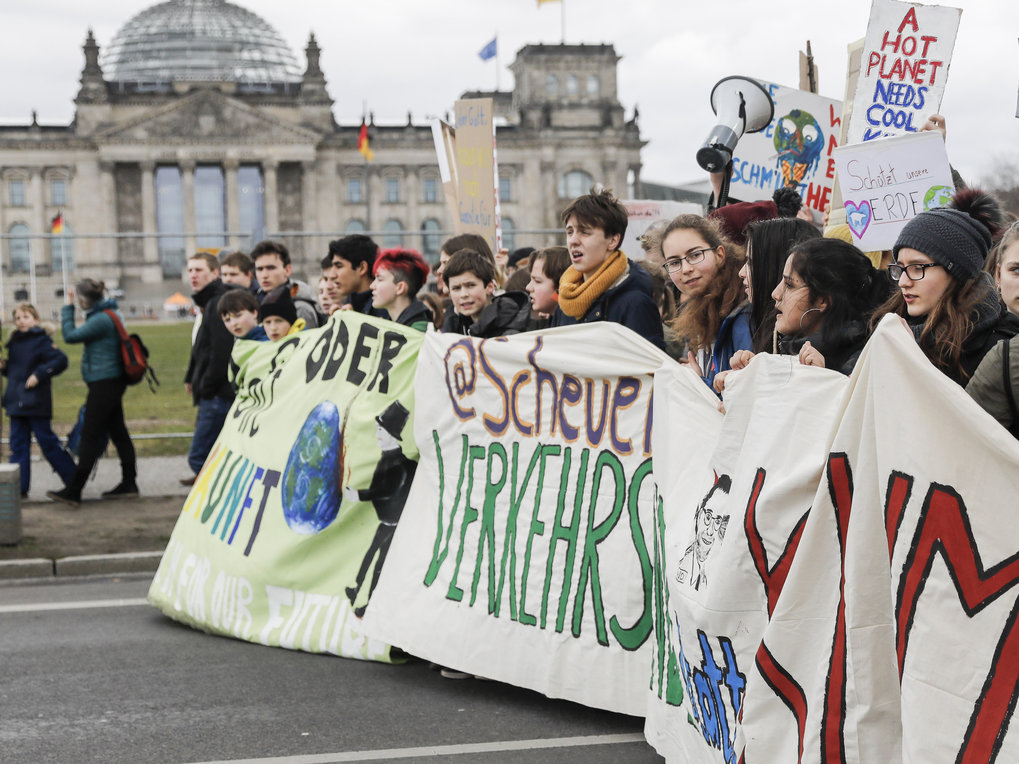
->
<box><xmin>104</xmin><ymin>310</ymin><xmax>158</xmax><ymax>390</ymax></box>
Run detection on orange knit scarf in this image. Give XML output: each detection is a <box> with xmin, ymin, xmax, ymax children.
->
<box><xmin>557</xmin><ymin>250</ymin><xmax>628</xmax><ymax>319</ymax></box>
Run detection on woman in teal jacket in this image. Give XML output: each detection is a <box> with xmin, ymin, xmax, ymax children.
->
<box><xmin>46</xmin><ymin>278</ymin><xmax>137</xmax><ymax>507</ymax></box>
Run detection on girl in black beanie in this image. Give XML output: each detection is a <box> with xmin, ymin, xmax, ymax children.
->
<box><xmin>869</xmin><ymin>190</ymin><xmax>1019</xmax><ymax>385</ymax></box>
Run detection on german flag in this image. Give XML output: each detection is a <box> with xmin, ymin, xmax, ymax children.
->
<box><xmin>51</xmin><ymin>212</ymin><xmax>64</xmax><ymax>235</ymax></box>
<box><xmin>358</xmin><ymin>121</ymin><xmax>374</xmax><ymax>162</ymax></box>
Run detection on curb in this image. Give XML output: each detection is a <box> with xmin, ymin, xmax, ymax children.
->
<box><xmin>0</xmin><ymin>551</ymin><xmax>163</xmax><ymax>581</ymax></box>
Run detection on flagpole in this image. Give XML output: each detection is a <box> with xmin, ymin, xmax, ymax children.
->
<box><xmin>28</xmin><ymin>235</ymin><xmax>37</xmax><ymax>307</ymax></box>
<box><xmin>495</xmin><ymin>33</ymin><xmax>501</xmax><ymax>91</ymax></box>
<box><xmin>561</xmin><ymin>0</ymin><xmax>566</xmax><ymax>43</ymax></box>
<box><xmin>60</xmin><ymin>232</ymin><xmax>68</xmax><ymax>300</ymax></box>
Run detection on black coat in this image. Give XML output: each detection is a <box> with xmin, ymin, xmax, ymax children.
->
<box><xmin>777</xmin><ymin>320</ymin><xmax>870</xmax><ymax>376</ymax></box>
<box><xmin>550</xmin><ymin>260</ymin><xmax>666</xmax><ymax>351</ymax></box>
<box><xmin>2</xmin><ymin>327</ymin><xmax>68</xmax><ymax>418</ymax></box>
<box><xmin>441</xmin><ymin>291</ymin><xmax>532</xmax><ymax>338</ymax></box>
<box><xmin>354</xmin><ymin>448</ymin><xmax>417</xmax><ymax>525</ymax></box>
<box><xmin>185</xmin><ymin>279</ymin><xmax>238</xmax><ymax>403</ymax></box>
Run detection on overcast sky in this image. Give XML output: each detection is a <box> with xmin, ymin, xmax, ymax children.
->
<box><xmin>3</xmin><ymin>0</ymin><xmax>1017</xmax><ymax>188</ymax></box>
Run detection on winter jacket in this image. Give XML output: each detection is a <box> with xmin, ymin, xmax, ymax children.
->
<box><xmin>706</xmin><ymin>301</ymin><xmax>753</xmax><ymax>387</ymax></box>
<box><xmin>186</xmin><ymin>279</ymin><xmax>238</xmax><ymax>403</ymax></box>
<box><xmin>394</xmin><ymin>299</ymin><xmax>433</xmax><ymax>332</ymax></box>
<box><xmin>61</xmin><ymin>298</ymin><xmax>123</xmax><ymax>383</ymax></box>
<box><xmin>345</xmin><ymin>289</ymin><xmax>388</xmax><ymax>319</ymax></box>
<box><xmin>441</xmin><ymin>291</ymin><xmax>532</xmax><ymax>338</ymax></box>
<box><xmin>241</xmin><ymin>325</ymin><xmax>269</xmax><ymax>342</ymax></box>
<box><xmin>777</xmin><ymin>320</ymin><xmax>871</xmax><ymax>376</ymax></box>
<box><xmin>551</xmin><ymin>259</ymin><xmax>666</xmax><ymax>351</ymax></box>
<box><xmin>908</xmin><ymin>275</ymin><xmax>1019</xmax><ymax>385</ymax></box>
<box><xmin>2</xmin><ymin>327</ymin><xmax>68</xmax><ymax>418</ymax></box>
<box><xmin>967</xmin><ymin>335</ymin><xmax>1019</xmax><ymax>436</ymax></box>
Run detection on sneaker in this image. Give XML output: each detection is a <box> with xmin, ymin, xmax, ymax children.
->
<box><xmin>46</xmin><ymin>488</ymin><xmax>81</xmax><ymax>508</ymax></box>
<box><xmin>439</xmin><ymin>667</ymin><xmax>472</xmax><ymax>680</ymax></box>
<box><xmin>179</xmin><ymin>475</ymin><xmax>197</xmax><ymax>486</ymax></box>
<box><xmin>102</xmin><ymin>482</ymin><xmax>139</xmax><ymax>499</ymax></box>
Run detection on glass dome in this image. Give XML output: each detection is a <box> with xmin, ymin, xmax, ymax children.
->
<box><xmin>102</xmin><ymin>0</ymin><xmax>301</xmax><ymax>84</ymax></box>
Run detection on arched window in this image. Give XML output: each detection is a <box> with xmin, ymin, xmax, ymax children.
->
<box><xmin>50</xmin><ymin>222</ymin><xmax>74</xmax><ymax>272</ymax></box>
<box><xmin>566</xmin><ymin>75</ymin><xmax>579</xmax><ymax>96</ymax></box>
<box><xmin>346</xmin><ymin>219</ymin><xmax>367</xmax><ymax>233</ymax></box>
<box><xmin>8</xmin><ymin>223</ymin><xmax>30</xmax><ymax>274</ymax></box>
<box><xmin>586</xmin><ymin>74</ymin><xmax>600</xmax><ymax>96</ymax></box>
<box><xmin>501</xmin><ymin>217</ymin><xmax>516</xmax><ymax>253</ymax></box>
<box><xmin>383</xmin><ymin>219</ymin><xmax>403</xmax><ymax>248</ymax></box>
<box><xmin>558</xmin><ymin>170</ymin><xmax>595</xmax><ymax>199</ymax></box>
<box><xmin>421</xmin><ymin>218</ymin><xmax>441</xmax><ymax>258</ymax></box>
<box><xmin>545</xmin><ymin>74</ymin><xmax>558</xmax><ymax>96</ymax></box>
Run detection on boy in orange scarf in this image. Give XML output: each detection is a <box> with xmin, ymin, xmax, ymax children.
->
<box><xmin>551</xmin><ymin>187</ymin><xmax>664</xmax><ymax>350</ymax></box>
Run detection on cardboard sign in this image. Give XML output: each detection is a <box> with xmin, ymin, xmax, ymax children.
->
<box><xmin>846</xmin><ymin>0</ymin><xmax>962</xmax><ymax>144</ymax></box>
<box><xmin>431</xmin><ymin>119</ymin><xmax>460</xmax><ymax>233</ymax></box>
<box><xmin>453</xmin><ymin>98</ymin><xmax>499</xmax><ymax>255</ymax></box>
<box><xmin>621</xmin><ymin>200</ymin><xmax>704</xmax><ymax>260</ymax></box>
<box><xmin>832</xmin><ymin>130</ymin><xmax>955</xmax><ymax>250</ymax></box>
<box><xmin>728</xmin><ymin>82</ymin><xmax>842</xmax><ymax>213</ymax></box>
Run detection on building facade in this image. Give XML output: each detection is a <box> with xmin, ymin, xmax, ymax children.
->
<box><xmin>0</xmin><ymin>0</ymin><xmax>644</xmax><ymax>313</ymax></box>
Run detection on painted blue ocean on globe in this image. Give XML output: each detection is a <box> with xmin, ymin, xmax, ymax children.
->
<box><xmin>282</xmin><ymin>401</ymin><xmax>343</xmax><ymax>534</ymax></box>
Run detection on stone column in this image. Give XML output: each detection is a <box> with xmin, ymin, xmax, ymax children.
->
<box><xmin>28</xmin><ymin>169</ymin><xmax>45</xmax><ymax>304</ymax></box>
<box><xmin>140</xmin><ymin>161</ymin><xmax>158</xmax><ymax>268</ymax></box>
<box><xmin>263</xmin><ymin>160</ymin><xmax>279</xmax><ymax>236</ymax></box>
<box><xmin>405</xmin><ymin>167</ymin><xmax>419</xmax><ymax>250</ymax></box>
<box><xmin>300</xmin><ymin>161</ymin><xmax>318</xmax><ymax>267</ymax></box>
<box><xmin>223</xmin><ymin>159</ymin><xmax>240</xmax><ymax>250</ymax></box>
<box><xmin>99</xmin><ymin>162</ymin><xmax>117</xmax><ymax>267</ymax></box>
<box><xmin>180</xmin><ymin>160</ymin><xmax>196</xmax><ymax>256</ymax></box>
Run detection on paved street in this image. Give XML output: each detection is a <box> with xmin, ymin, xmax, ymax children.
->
<box><xmin>0</xmin><ymin>574</ymin><xmax>662</xmax><ymax>763</ymax></box>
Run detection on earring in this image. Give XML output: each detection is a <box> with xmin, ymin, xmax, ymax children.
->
<box><xmin>799</xmin><ymin>307</ymin><xmax>822</xmax><ymax>331</ymax></box>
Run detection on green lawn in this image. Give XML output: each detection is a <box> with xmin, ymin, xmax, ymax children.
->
<box><xmin>3</xmin><ymin>320</ymin><xmax>196</xmax><ymax>457</ymax></box>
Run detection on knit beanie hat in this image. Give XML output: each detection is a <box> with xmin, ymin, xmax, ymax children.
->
<box><xmin>258</xmin><ymin>285</ymin><xmax>297</xmax><ymax>324</ymax></box>
<box><xmin>709</xmin><ymin>187</ymin><xmax>802</xmax><ymax>247</ymax></box>
<box><xmin>892</xmin><ymin>208</ymin><xmax>992</xmax><ymax>282</ymax></box>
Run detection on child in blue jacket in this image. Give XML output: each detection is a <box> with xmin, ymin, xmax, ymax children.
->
<box><xmin>1</xmin><ymin>304</ymin><xmax>76</xmax><ymax>497</ymax></box>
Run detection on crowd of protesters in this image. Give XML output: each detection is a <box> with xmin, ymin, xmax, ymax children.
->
<box><xmin>21</xmin><ymin>111</ymin><xmax>1019</xmax><ymax>506</ymax></box>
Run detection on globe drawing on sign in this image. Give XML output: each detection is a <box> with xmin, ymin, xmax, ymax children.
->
<box><xmin>281</xmin><ymin>402</ymin><xmax>344</xmax><ymax>534</ymax></box>
<box><xmin>924</xmin><ymin>185</ymin><xmax>954</xmax><ymax>210</ymax></box>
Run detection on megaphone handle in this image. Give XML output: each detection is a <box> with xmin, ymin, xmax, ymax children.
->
<box><xmin>710</xmin><ymin>160</ymin><xmax>734</xmax><ymax>212</ymax></box>
<box><xmin>737</xmin><ymin>92</ymin><xmax>747</xmax><ymax>133</ymax></box>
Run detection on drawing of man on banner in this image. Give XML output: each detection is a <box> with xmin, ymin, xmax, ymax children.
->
<box><xmin>344</xmin><ymin>400</ymin><xmax>416</xmax><ymax>618</ymax></box>
<box><xmin>676</xmin><ymin>475</ymin><xmax>731</xmax><ymax>591</ymax></box>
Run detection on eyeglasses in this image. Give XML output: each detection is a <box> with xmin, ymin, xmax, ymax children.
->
<box><xmin>887</xmin><ymin>262</ymin><xmax>942</xmax><ymax>281</ymax></box>
<box><xmin>664</xmin><ymin>247</ymin><xmax>715</xmax><ymax>273</ymax></box>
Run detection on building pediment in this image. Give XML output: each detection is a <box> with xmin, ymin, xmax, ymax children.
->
<box><xmin>94</xmin><ymin>89</ymin><xmax>323</xmax><ymax>145</ymax></box>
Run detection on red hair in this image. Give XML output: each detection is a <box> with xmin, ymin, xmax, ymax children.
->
<box><xmin>373</xmin><ymin>248</ymin><xmax>431</xmax><ymax>297</ymax></box>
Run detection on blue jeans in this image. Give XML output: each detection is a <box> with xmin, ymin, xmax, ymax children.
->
<box><xmin>187</xmin><ymin>395</ymin><xmax>232</xmax><ymax>475</ymax></box>
<box><xmin>9</xmin><ymin>415</ymin><xmax>77</xmax><ymax>494</ymax></box>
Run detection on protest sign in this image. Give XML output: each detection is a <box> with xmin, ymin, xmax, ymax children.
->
<box><xmin>728</xmin><ymin>82</ymin><xmax>842</xmax><ymax>214</ymax></box>
<box><xmin>148</xmin><ymin>312</ymin><xmax>423</xmax><ymax>662</ymax></box>
<box><xmin>621</xmin><ymin>200</ymin><xmax>704</xmax><ymax>260</ymax></box>
<box><xmin>454</xmin><ymin>98</ymin><xmax>500</xmax><ymax>255</ymax></box>
<box><xmin>645</xmin><ymin>317</ymin><xmax>1019</xmax><ymax>762</ymax></box>
<box><xmin>832</xmin><ymin>130</ymin><xmax>955</xmax><ymax>251</ymax></box>
<box><xmin>364</xmin><ymin>324</ymin><xmax>713</xmax><ymax>715</ymax></box>
<box><xmin>431</xmin><ymin>119</ymin><xmax>460</xmax><ymax>232</ymax></box>
<box><xmin>846</xmin><ymin>0</ymin><xmax>962</xmax><ymax>144</ymax></box>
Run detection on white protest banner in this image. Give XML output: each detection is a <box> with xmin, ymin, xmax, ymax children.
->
<box><xmin>645</xmin><ymin>354</ymin><xmax>851</xmax><ymax>763</ymax></box>
<box><xmin>846</xmin><ymin>0</ymin><xmax>962</xmax><ymax>144</ymax></box>
<box><xmin>364</xmin><ymin>324</ymin><xmax>715</xmax><ymax>715</ymax></box>
<box><xmin>832</xmin><ymin>130</ymin><xmax>955</xmax><ymax>250</ymax></box>
<box><xmin>645</xmin><ymin>317</ymin><xmax>1019</xmax><ymax>762</ymax></box>
<box><xmin>728</xmin><ymin>82</ymin><xmax>842</xmax><ymax>214</ymax></box>
<box><xmin>148</xmin><ymin>313</ymin><xmax>423</xmax><ymax>661</ymax></box>
<box><xmin>454</xmin><ymin>97</ymin><xmax>499</xmax><ymax>255</ymax></box>
<box><xmin>622</xmin><ymin>200</ymin><xmax>703</xmax><ymax>260</ymax></box>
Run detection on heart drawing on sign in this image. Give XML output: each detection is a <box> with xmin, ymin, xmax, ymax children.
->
<box><xmin>844</xmin><ymin>200</ymin><xmax>872</xmax><ymax>240</ymax></box>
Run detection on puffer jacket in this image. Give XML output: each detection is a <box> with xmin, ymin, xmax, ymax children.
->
<box><xmin>966</xmin><ymin>335</ymin><xmax>1019</xmax><ymax>436</ymax></box>
<box><xmin>61</xmin><ymin>298</ymin><xmax>123</xmax><ymax>383</ymax></box>
<box><xmin>2</xmin><ymin>326</ymin><xmax>68</xmax><ymax>418</ymax></box>
<box><xmin>442</xmin><ymin>291</ymin><xmax>531</xmax><ymax>338</ymax></box>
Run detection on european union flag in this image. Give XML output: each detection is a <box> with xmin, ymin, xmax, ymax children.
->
<box><xmin>478</xmin><ymin>37</ymin><xmax>497</xmax><ymax>61</ymax></box>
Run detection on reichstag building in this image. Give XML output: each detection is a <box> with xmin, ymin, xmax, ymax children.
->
<box><xmin>0</xmin><ymin>0</ymin><xmax>644</xmax><ymax>312</ymax></box>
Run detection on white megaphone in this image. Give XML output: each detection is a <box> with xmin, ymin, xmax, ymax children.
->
<box><xmin>696</xmin><ymin>76</ymin><xmax>775</xmax><ymax>173</ymax></box>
